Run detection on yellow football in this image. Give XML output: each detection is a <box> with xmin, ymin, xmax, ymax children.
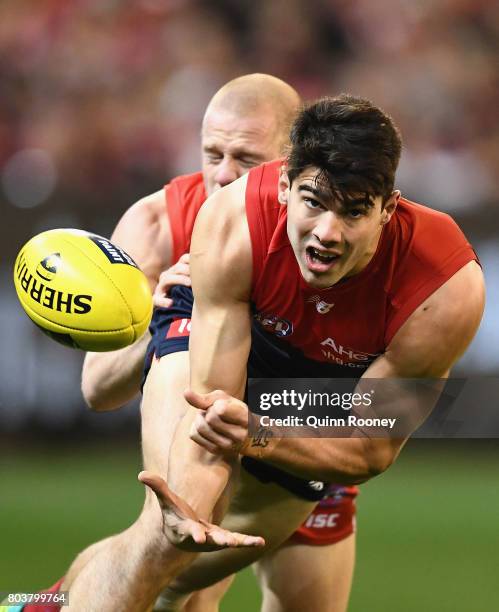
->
<box><xmin>13</xmin><ymin>229</ymin><xmax>153</xmax><ymax>351</ymax></box>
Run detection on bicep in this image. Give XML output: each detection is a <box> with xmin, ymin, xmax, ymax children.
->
<box><xmin>189</xmin><ymin>300</ymin><xmax>251</xmax><ymax>398</ymax></box>
<box><xmin>188</xmin><ymin>177</ymin><xmax>252</xmax><ymax>398</ymax></box>
<box><xmin>356</xmin><ymin>261</ymin><xmax>485</xmax><ymax>454</ymax></box>
<box><xmin>384</xmin><ymin>260</ymin><xmax>485</xmax><ymax>378</ymax></box>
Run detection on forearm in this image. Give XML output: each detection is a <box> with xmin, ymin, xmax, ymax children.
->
<box><xmin>168</xmin><ymin>404</ymin><xmax>234</xmax><ymax>519</ymax></box>
<box><xmin>242</xmin><ymin>432</ymin><xmax>404</xmax><ymax>485</ymax></box>
<box><xmin>81</xmin><ymin>330</ymin><xmax>151</xmax><ymax>411</ymax></box>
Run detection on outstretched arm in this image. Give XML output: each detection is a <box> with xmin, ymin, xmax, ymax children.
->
<box><xmin>81</xmin><ymin>190</ymin><xmax>172</xmax><ymax>410</ymax></box>
<box><xmin>164</xmin><ymin>174</ymin><xmax>254</xmax><ymax>524</ymax></box>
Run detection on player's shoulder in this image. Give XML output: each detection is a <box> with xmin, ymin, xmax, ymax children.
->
<box><xmin>110</xmin><ymin>189</ymin><xmax>172</xmax><ymax>281</ymax></box>
<box><xmin>166</xmin><ymin>171</ymin><xmax>205</xmax><ymax>212</ymax></box>
<box><xmin>191</xmin><ymin>175</ymin><xmax>250</xmax><ymax>268</ymax></box>
<box><xmin>167</xmin><ymin>170</ymin><xmax>204</xmax><ymax>192</ymax></box>
<box><xmin>392</xmin><ymin>196</ymin><xmax>474</xmax><ymax>273</ymax></box>
<box><xmin>397</xmin><ymin>196</ymin><xmax>467</xmax><ymax>242</ymax></box>
<box><xmin>387</xmin><ymin>260</ymin><xmax>484</xmax><ymax>377</ymax></box>
<box><xmin>196</xmin><ymin>174</ymin><xmax>249</xmax><ymax>229</ymax></box>
<box><xmin>117</xmin><ymin>189</ymin><xmax>166</xmax><ymax>230</ymax></box>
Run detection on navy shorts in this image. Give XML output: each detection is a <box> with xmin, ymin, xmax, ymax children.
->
<box><xmin>143</xmin><ymin>285</ymin><xmax>194</xmax><ymax>382</ymax></box>
<box><xmin>143</xmin><ymin>285</ymin><xmax>358</xmax><ymax>501</ymax></box>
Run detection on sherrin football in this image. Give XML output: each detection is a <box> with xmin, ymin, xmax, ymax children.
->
<box><xmin>13</xmin><ymin>229</ymin><xmax>153</xmax><ymax>351</ymax></box>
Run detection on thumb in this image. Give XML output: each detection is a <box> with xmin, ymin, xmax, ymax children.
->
<box><xmin>184</xmin><ymin>388</ymin><xmax>228</xmax><ymax>411</ymax></box>
<box><xmin>153</xmin><ymin>295</ymin><xmax>173</xmax><ymax>309</ymax></box>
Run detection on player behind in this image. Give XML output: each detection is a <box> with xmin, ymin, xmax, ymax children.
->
<box><xmin>80</xmin><ymin>73</ymin><xmax>299</xmax><ymax>411</ymax></box>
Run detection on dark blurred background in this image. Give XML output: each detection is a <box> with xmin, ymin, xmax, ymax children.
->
<box><xmin>0</xmin><ymin>1</ymin><xmax>498</xmax><ymax>609</ymax></box>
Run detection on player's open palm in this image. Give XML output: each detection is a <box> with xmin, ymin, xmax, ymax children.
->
<box><xmin>138</xmin><ymin>471</ymin><xmax>264</xmax><ymax>551</ymax></box>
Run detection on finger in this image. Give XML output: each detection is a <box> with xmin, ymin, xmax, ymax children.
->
<box><xmin>183</xmin><ymin>519</ymin><xmax>208</xmax><ymax>545</ymax></box>
<box><xmin>162</xmin><ymin>264</ymin><xmax>190</xmax><ymax>279</ymax></box>
<box><xmin>153</xmin><ymin>296</ymin><xmax>173</xmax><ymax>308</ymax></box>
<box><xmin>157</xmin><ymin>272</ymin><xmax>192</xmax><ymax>290</ymax></box>
<box><xmin>138</xmin><ymin>470</ymin><xmax>170</xmax><ymax>500</ymax></box>
<box><xmin>138</xmin><ymin>471</ymin><xmax>177</xmax><ymax>512</ymax></box>
<box><xmin>173</xmin><ymin>263</ymin><xmax>191</xmax><ymax>277</ymax></box>
<box><xmin>138</xmin><ymin>471</ymin><xmax>198</xmax><ymax>520</ymax></box>
<box><xmin>203</xmin><ymin>525</ymin><xmax>238</xmax><ymax>548</ymax></box>
<box><xmin>192</xmin><ymin>416</ymin><xmax>235</xmax><ymax>450</ymax></box>
<box><xmin>232</xmin><ymin>533</ymin><xmax>266</xmax><ymax>547</ymax></box>
<box><xmin>204</xmin><ymin>411</ymin><xmax>247</xmax><ymax>443</ymax></box>
<box><xmin>189</xmin><ymin>431</ymin><xmax>224</xmax><ymax>455</ymax></box>
<box><xmin>178</xmin><ymin>253</ymin><xmax>190</xmax><ymax>264</ymax></box>
<box><xmin>184</xmin><ymin>388</ymin><xmax>228</xmax><ymax>411</ymax></box>
<box><xmin>199</xmin><ymin>521</ymin><xmax>265</xmax><ymax>548</ymax></box>
<box><xmin>211</xmin><ymin>399</ymin><xmax>249</xmax><ymax>427</ymax></box>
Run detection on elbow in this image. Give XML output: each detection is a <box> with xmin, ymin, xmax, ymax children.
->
<box><xmin>81</xmin><ymin>376</ymin><xmax>116</xmax><ymax>412</ymax></box>
<box><xmin>324</xmin><ymin>442</ymin><xmax>398</xmax><ymax>486</ymax></box>
<box><xmin>359</xmin><ymin>442</ymin><xmax>399</xmax><ymax>483</ymax></box>
<box><xmin>81</xmin><ymin>357</ymin><xmax>119</xmax><ymax>412</ymax></box>
<box><xmin>363</xmin><ymin>448</ymin><xmax>396</xmax><ymax>481</ymax></box>
<box><xmin>81</xmin><ymin>381</ymin><xmax>107</xmax><ymax>412</ymax></box>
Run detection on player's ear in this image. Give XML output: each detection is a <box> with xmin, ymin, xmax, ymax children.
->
<box><xmin>380</xmin><ymin>190</ymin><xmax>400</xmax><ymax>224</ymax></box>
<box><xmin>278</xmin><ymin>166</ymin><xmax>290</xmax><ymax>206</ymax></box>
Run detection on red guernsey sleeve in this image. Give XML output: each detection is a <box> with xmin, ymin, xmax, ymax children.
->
<box><xmin>164</xmin><ymin>172</ymin><xmax>206</xmax><ymax>263</ymax></box>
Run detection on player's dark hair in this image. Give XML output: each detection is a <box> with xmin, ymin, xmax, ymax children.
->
<box><xmin>287</xmin><ymin>94</ymin><xmax>402</xmax><ymax>207</ymax></box>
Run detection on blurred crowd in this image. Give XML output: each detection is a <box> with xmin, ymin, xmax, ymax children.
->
<box><xmin>1</xmin><ymin>0</ymin><xmax>498</xmax><ymax>241</ymax></box>
<box><xmin>1</xmin><ymin>0</ymin><xmax>498</xmax><ymax>428</ymax></box>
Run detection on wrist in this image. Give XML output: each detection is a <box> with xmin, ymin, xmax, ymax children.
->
<box><xmin>239</xmin><ymin>414</ymin><xmax>281</xmax><ymax>459</ymax></box>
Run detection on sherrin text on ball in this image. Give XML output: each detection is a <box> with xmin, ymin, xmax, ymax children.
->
<box><xmin>13</xmin><ymin>229</ymin><xmax>153</xmax><ymax>351</ymax></box>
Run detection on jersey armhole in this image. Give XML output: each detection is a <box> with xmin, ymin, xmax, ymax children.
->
<box><xmin>245</xmin><ymin>167</ymin><xmax>267</xmax><ymax>289</ymax></box>
<box><xmin>165</xmin><ymin>182</ymin><xmax>186</xmax><ymax>264</ymax></box>
<box><xmin>384</xmin><ymin>245</ymin><xmax>479</xmax><ymax>345</ymax></box>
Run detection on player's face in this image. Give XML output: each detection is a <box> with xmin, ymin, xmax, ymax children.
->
<box><xmin>282</xmin><ymin>167</ymin><xmax>398</xmax><ymax>289</ymax></box>
<box><xmin>202</xmin><ymin>108</ymin><xmax>283</xmax><ymax>195</ymax></box>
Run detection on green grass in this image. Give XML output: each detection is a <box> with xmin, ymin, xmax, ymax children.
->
<box><xmin>1</xmin><ymin>439</ymin><xmax>498</xmax><ymax>611</ymax></box>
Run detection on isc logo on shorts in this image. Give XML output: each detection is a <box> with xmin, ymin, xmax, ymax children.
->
<box><xmin>166</xmin><ymin>318</ymin><xmax>191</xmax><ymax>339</ymax></box>
<box><xmin>304</xmin><ymin>512</ymin><xmax>340</xmax><ymax>529</ymax></box>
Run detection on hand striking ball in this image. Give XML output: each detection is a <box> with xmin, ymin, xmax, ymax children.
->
<box><xmin>13</xmin><ymin>229</ymin><xmax>153</xmax><ymax>351</ymax></box>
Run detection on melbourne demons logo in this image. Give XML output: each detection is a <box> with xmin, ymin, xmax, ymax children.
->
<box><xmin>307</xmin><ymin>294</ymin><xmax>334</xmax><ymax>314</ymax></box>
<box><xmin>255</xmin><ymin>312</ymin><xmax>293</xmax><ymax>337</ymax></box>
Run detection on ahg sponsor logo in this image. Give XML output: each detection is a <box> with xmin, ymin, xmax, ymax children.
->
<box><xmin>320</xmin><ymin>337</ymin><xmax>380</xmax><ymax>363</ymax></box>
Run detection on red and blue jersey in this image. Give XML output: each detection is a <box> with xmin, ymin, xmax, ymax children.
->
<box><xmin>246</xmin><ymin>160</ymin><xmax>478</xmax><ymax>371</ymax></box>
<box><xmin>162</xmin><ymin>160</ymin><xmax>478</xmax><ymax>373</ymax></box>
<box><xmin>164</xmin><ymin>171</ymin><xmax>206</xmax><ymax>263</ymax></box>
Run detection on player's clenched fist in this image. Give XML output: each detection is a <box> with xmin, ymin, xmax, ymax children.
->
<box><xmin>185</xmin><ymin>389</ymin><xmax>250</xmax><ymax>455</ymax></box>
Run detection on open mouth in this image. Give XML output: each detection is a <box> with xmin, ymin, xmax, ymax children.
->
<box><xmin>305</xmin><ymin>247</ymin><xmax>340</xmax><ymax>272</ymax></box>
